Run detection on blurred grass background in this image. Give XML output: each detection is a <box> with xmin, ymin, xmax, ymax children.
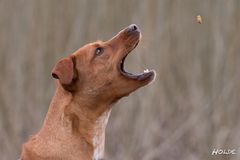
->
<box><xmin>0</xmin><ymin>0</ymin><xmax>240</xmax><ymax>160</ymax></box>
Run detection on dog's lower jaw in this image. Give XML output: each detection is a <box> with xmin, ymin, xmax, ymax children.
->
<box><xmin>21</xmin><ymin>83</ymin><xmax>112</xmax><ymax>160</ymax></box>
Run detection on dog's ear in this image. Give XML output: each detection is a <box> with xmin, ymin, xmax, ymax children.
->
<box><xmin>51</xmin><ymin>56</ymin><xmax>76</xmax><ymax>85</ymax></box>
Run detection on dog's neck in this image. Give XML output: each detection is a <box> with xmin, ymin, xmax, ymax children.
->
<box><xmin>66</xmin><ymin>97</ymin><xmax>111</xmax><ymax>160</ymax></box>
<box><xmin>90</xmin><ymin>110</ymin><xmax>111</xmax><ymax>160</ymax></box>
<box><xmin>64</xmin><ymin>87</ymin><xmax>112</xmax><ymax>160</ymax></box>
<box><xmin>25</xmin><ymin>83</ymin><xmax>112</xmax><ymax>160</ymax></box>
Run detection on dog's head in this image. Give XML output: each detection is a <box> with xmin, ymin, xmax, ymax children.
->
<box><xmin>52</xmin><ymin>24</ymin><xmax>155</xmax><ymax>103</ymax></box>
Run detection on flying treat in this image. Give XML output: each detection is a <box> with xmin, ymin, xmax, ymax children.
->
<box><xmin>196</xmin><ymin>15</ymin><xmax>203</xmax><ymax>24</ymax></box>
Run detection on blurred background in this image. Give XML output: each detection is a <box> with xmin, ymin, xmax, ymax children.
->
<box><xmin>0</xmin><ymin>0</ymin><xmax>240</xmax><ymax>160</ymax></box>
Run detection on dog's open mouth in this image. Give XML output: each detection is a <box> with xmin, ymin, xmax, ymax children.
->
<box><xmin>118</xmin><ymin>43</ymin><xmax>155</xmax><ymax>81</ymax></box>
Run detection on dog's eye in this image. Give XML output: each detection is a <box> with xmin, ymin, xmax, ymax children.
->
<box><xmin>95</xmin><ymin>47</ymin><xmax>104</xmax><ymax>56</ymax></box>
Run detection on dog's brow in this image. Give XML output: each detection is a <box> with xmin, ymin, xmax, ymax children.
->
<box><xmin>92</xmin><ymin>41</ymin><xmax>103</xmax><ymax>48</ymax></box>
<box><xmin>92</xmin><ymin>44</ymin><xmax>100</xmax><ymax>48</ymax></box>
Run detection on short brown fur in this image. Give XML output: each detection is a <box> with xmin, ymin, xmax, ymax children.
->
<box><xmin>20</xmin><ymin>25</ymin><xmax>155</xmax><ymax>160</ymax></box>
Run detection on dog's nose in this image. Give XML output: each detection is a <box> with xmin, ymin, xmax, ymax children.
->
<box><xmin>126</xmin><ymin>24</ymin><xmax>139</xmax><ymax>32</ymax></box>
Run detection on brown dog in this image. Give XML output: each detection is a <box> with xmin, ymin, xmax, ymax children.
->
<box><xmin>20</xmin><ymin>24</ymin><xmax>155</xmax><ymax>160</ymax></box>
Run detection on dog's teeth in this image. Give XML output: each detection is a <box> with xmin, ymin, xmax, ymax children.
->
<box><xmin>144</xmin><ymin>69</ymin><xmax>149</xmax><ymax>73</ymax></box>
